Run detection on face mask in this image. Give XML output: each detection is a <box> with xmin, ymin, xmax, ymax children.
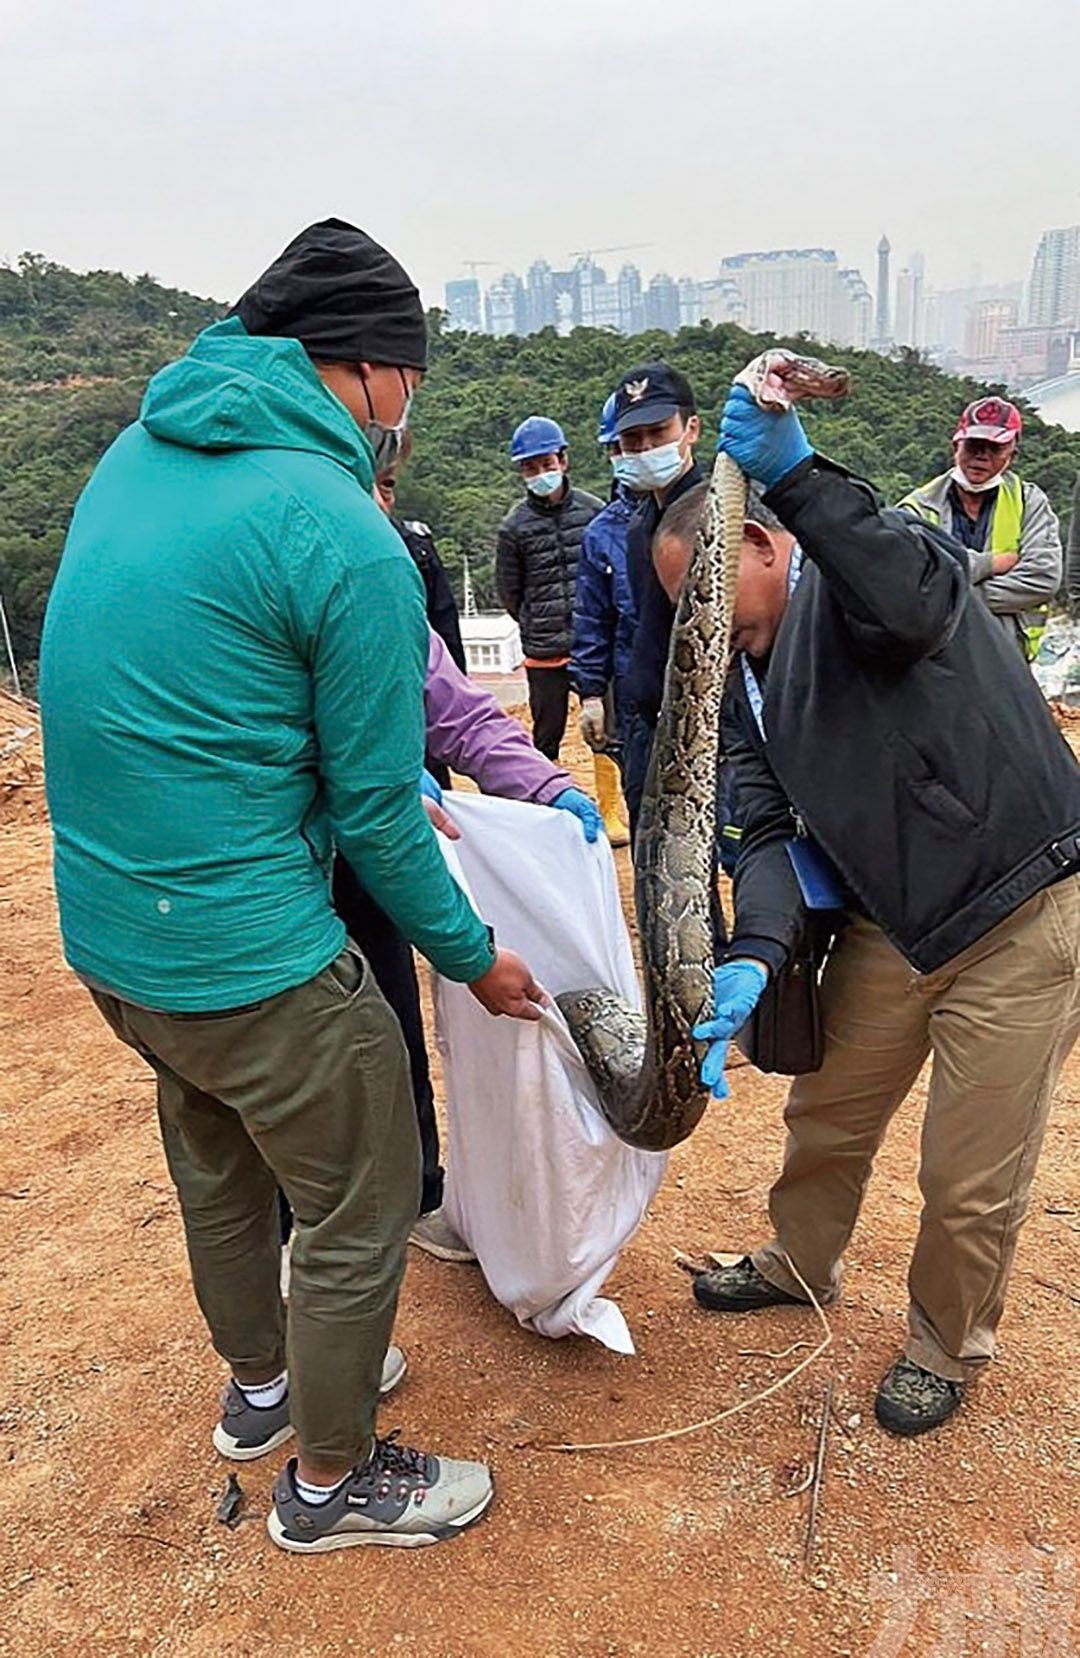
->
<box><xmin>950</xmin><ymin>461</ymin><xmax>1006</xmax><ymax>494</ymax></box>
<box><xmin>611</xmin><ymin>455</ymin><xmax>644</xmax><ymax>492</ymax></box>
<box><xmin>361</xmin><ymin>370</ymin><xmax>412</xmax><ymax>474</ymax></box>
<box><xmin>526</xmin><ymin>469</ymin><xmax>564</xmax><ymax>499</ymax></box>
<box><xmin>621</xmin><ymin>440</ymin><xmax>687</xmax><ymax>494</ymax></box>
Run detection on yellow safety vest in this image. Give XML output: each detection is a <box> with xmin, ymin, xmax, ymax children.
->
<box><xmin>900</xmin><ymin>473</ymin><xmax>1045</xmax><ymax>660</ymax></box>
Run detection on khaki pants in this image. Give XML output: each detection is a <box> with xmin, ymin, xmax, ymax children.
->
<box><xmin>753</xmin><ymin>876</ymin><xmax>1080</xmax><ymax>1382</ymax></box>
<box><xmin>91</xmin><ymin>944</ymin><xmax>420</xmax><ymax>1463</ymax></box>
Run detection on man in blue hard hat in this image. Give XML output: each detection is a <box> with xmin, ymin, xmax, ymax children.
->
<box><xmin>571</xmin><ymin>392</ymin><xmax>642</xmax><ymax>842</ymax></box>
<box><xmin>496</xmin><ymin>415</ymin><xmax>603</xmax><ymax>759</ymax></box>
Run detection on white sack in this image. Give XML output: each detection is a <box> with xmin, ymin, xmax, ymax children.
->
<box><xmin>432</xmin><ymin>792</ymin><xmax>667</xmax><ymax>1353</ymax></box>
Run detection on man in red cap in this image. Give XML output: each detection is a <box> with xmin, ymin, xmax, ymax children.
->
<box><xmin>900</xmin><ymin>397</ymin><xmax>1061</xmax><ymax>659</ymax></box>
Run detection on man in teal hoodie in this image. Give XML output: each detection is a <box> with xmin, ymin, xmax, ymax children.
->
<box><xmin>39</xmin><ymin>220</ymin><xmax>543</xmax><ymax>1553</ymax></box>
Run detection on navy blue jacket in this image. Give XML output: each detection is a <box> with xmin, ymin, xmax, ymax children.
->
<box><xmin>570</xmin><ymin>485</ymin><xmax>639</xmax><ymax>709</ymax></box>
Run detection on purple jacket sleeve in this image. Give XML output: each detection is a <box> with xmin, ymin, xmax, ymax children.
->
<box><xmin>423</xmin><ymin>631</ymin><xmax>572</xmax><ymax>805</ymax></box>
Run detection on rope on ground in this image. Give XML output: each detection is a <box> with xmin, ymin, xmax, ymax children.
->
<box><xmin>540</xmin><ymin>1253</ymin><xmax>832</xmax><ymax>1454</ymax></box>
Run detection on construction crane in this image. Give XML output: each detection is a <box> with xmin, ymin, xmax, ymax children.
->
<box><xmin>567</xmin><ymin>242</ymin><xmax>656</xmax><ymax>264</ymax></box>
<box><xmin>461</xmin><ymin>260</ymin><xmax>500</xmax><ymax>278</ymax></box>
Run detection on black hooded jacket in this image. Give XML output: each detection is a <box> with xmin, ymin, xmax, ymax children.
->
<box><xmin>496</xmin><ymin>484</ymin><xmax>602</xmax><ymax>659</ymax></box>
<box><xmin>723</xmin><ymin>456</ymin><xmax>1080</xmax><ymax>976</ymax></box>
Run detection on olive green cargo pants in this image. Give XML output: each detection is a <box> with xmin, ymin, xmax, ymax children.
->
<box><xmin>752</xmin><ymin>876</ymin><xmax>1080</xmax><ymax>1382</ymax></box>
<box><xmin>91</xmin><ymin>943</ymin><xmax>420</xmax><ymax>1463</ymax></box>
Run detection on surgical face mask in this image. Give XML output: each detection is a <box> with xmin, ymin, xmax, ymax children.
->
<box><xmin>950</xmin><ymin>462</ymin><xmax>1006</xmax><ymax>494</ymax></box>
<box><xmin>611</xmin><ymin>454</ymin><xmax>644</xmax><ymax>492</ymax></box>
<box><xmin>525</xmin><ymin>468</ymin><xmax>564</xmax><ymax>499</ymax></box>
<box><xmin>361</xmin><ymin>369</ymin><xmax>412</xmax><ymax>473</ymax></box>
<box><xmin>620</xmin><ymin>440</ymin><xmax>687</xmax><ymax>494</ymax></box>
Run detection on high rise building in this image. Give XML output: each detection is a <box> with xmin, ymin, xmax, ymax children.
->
<box><xmin>575</xmin><ymin>259</ymin><xmax>621</xmax><ymax>332</ymax></box>
<box><xmin>837</xmin><ymin>269</ymin><xmax>873</xmax><ymax>350</ymax></box>
<box><xmin>873</xmin><ymin>235</ymin><xmax>891</xmax><ymax>348</ymax></box>
<box><xmin>616</xmin><ymin>263</ymin><xmax>645</xmax><ymax>335</ymax></box>
<box><xmin>644</xmin><ymin>272</ymin><xmax>681</xmax><ymax>333</ymax></box>
<box><xmin>718</xmin><ymin>248</ymin><xmax>870</xmax><ymax>347</ymax></box>
<box><xmin>922</xmin><ymin>281</ymin><xmax>1024</xmax><ymax>359</ymax></box>
<box><xmin>965</xmin><ymin>298</ymin><xmax>1019</xmax><ymax>361</ymax></box>
<box><xmin>444</xmin><ymin>277</ymin><xmax>482</xmax><ymax>334</ymax></box>
<box><xmin>524</xmin><ymin>260</ymin><xmax>557</xmax><ymax>333</ymax></box>
<box><xmin>484</xmin><ymin>273</ymin><xmax>525</xmax><ymax>338</ymax></box>
<box><xmin>678</xmin><ymin>277</ymin><xmax>704</xmax><ymax>328</ymax></box>
<box><xmin>697</xmin><ymin>276</ymin><xmax>744</xmax><ymax>328</ymax></box>
<box><xmin>1027</xmin><ymin>225</ymin><xmax>1080</xmax><ymax>326</ymax></box>
<box><xmin>894</xmin><ymin>252</ymin><xmax>925</xmax><ymax>349</ymax></box>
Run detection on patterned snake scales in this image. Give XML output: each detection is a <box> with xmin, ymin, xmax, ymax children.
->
<box><xmin>557</xmin><ymin>350</ymin><xmax>850</xmax><ymax>1151</ymax></box>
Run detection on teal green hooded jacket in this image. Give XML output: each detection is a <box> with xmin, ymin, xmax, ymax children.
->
<box><xmin>39</xmin><ymin>318</ymin><xmax>494</xmax><ymax>1010</ymax></box>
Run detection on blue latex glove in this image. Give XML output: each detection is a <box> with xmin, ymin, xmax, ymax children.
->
<box><xmin>692</xmin><ymin>960</ymin><xmax>769</xmax><ymax>1100</ymax></box>
<box><xmin>717</xmin><ymin>383</ymin><xmax>813</xmax><ymax>488</ymax></box>
<box><xmin>551</xmin><ymin>787</ymin><xmax>602</xmax><ymax>844</ymax></box>
<box><xmin>419</xmin><ymin>769</ymin><xmax>443</xmax><ymax>804</ymax></box>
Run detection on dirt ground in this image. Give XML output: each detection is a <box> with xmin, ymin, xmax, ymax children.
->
<box><xmin>2</xmin><ymin>697</ymin><xmax>1079</xmax><ymax>1657</ymax></box>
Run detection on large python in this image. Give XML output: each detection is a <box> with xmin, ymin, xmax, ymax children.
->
<box><xmin>557</xmin><ymin>351</ymin><xmax>850</xmax><ymax>1151</ymax></box>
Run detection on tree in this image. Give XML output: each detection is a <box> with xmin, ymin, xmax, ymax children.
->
<box><xmin>3</xmin><ymin>256</ymin><xmax>1080</xmax><ymax>670</ymax></box>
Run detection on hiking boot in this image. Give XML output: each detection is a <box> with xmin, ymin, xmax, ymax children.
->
<box><xmin>875</xmin><ymin>1357</ymin><xmax>965</xmax><ymax>1438</ymax></box>
<box><xmin>212</xmin><ymin>1346</ymin><xmax>408</xmax><ymax>1461</ymax></box>
<box><xmin>409</xmin><ymin>1207</ymin><xmax>477</xmax><ymax>1264</ymax></box>
<box><xmin>267</xmin><ymin>1432</ymin><xmax>494</xmax><ymax>1553</ymax></box>
<box><xmin>692</xmin><ymin>1255</ymin><xmax>810</xmax><ymax>1314</ymax></box>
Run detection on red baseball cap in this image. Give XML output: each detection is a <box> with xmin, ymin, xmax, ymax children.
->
<box><xmin>953</xmin><ymin>397</ymin><xmax>1022</xmax><ymax>445</ymax></box>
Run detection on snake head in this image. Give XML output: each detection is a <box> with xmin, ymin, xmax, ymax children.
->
<box><xmin>738</xmin><ymin>349</ymin><xmax>851</xmax><ymax>411</ymax></box>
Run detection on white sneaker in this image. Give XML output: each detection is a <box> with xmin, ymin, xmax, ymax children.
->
<box><xmin>409</xmin><ymin>1207</ymin><xmax>477</xmax><ymax>1264</ymax></box>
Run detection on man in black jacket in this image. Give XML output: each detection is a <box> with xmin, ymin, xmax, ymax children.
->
<box><xmin>497</xmin><ymin>416</ymin><xmax>602</xmax><ymax>760</ymax></box>
<box><xmin>375</xmin><ymin>445</ymin><xmax>466</xmax><ymax>678</ymax></box>
<box><xmin>684</xmin><ymin>379</ymin><xmax>1080</xmax><ymax>1438</ymax></box>
<box><xmin>376</xmin><ymin>449</ymin><xmax>466</xmax><ymax>791</ymax></box>
<box><xmin>613</xmin><ymin>361</ymin><xmax>703</xmax><ymax>838</ymax></box>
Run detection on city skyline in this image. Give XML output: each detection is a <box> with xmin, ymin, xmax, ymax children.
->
<box><xmin>441</xmin><ymin>217</ymin><xmax>1080</xmax><ymax>410</ymax></box>
<box><xmin>439</xmin><ymin>233</ymin><xmax>1033</xmax><ymax>332</ymax></box>
<box><xmin>443</xmin><ymin>223</ymin><xmax>1080</xmax><ymax>384</ymax></box>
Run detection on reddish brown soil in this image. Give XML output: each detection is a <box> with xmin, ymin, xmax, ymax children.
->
<box><xmin>2</xmin><ymin>704</ymin><xmax>1078</xmax><ymax>1657</ymax></box>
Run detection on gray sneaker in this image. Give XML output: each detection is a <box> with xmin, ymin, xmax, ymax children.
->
<box><xmin>409</xmin><ymin>1207</ymin><xmax>477</xmax><ymax>1264</ymax></box>
<box><xmin>267</xmin><ymin>1432</ymin><xmax>494</xmax><ymax>1553</ymax></box>
<box><xmin>212</xmin><ymin>1346</ymin><xmax>408</xmax><ymax>1461</ymax></box>
<box><xmin>212</xmin><ymin>1380</ymin><xmax>293</xmax><ymax>1462</ymax></box>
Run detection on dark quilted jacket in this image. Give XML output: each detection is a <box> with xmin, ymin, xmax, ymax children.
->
<box><xmin>496</xmin><ymin>484</ymin><xmax>602</xmax><ymax>659</ymax></box>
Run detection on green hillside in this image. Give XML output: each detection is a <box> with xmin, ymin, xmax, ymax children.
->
<box><xmin>3</xmin><ymin>253</ymin><xmax>1080</xmax><ymax>689</ymax></box>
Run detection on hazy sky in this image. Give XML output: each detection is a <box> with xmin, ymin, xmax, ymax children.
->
<box><xmin>3</xmin><ymin>0</ymin><xmax>1078</xmax><ymax>307</ymax></box>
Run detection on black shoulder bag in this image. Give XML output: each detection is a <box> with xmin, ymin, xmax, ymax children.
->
<box><xmin>734</xmin><ymin>836</ymin><xmax>847</xmax><ymax>1076</ymax></box>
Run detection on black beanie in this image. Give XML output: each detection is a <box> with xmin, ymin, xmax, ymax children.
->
<box><xmin>231</xmin><ymin>218</ymin><xmax>428</xmax><ymax>370</ymax></box>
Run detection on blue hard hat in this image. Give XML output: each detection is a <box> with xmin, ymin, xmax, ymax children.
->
<box><xmin>510</xmin><ymin>415</ymin><xmax>567</xmax><ymax>463</ymax></box>
<box><xmin>596</xmin><ymin>393</ymin><xmax>619</xmax><ymax>448</ymax></box>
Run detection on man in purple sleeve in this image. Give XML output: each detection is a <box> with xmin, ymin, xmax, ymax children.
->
<box><xmin>332</xmin><ymin>630</ymin><xmax>602</xmax><ymax>1263</ymax></box>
